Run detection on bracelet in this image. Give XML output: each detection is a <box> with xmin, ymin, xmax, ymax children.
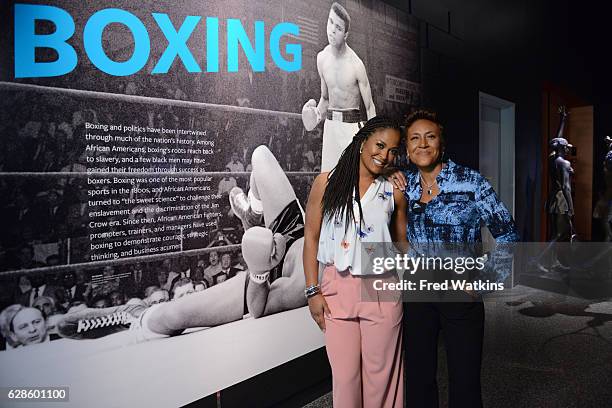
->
<box><xmin>304</xmin><ymin>284</ymin><xmax>321</xmax><ymax>299</ymax></box>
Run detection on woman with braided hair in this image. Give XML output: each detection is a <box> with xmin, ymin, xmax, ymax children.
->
<box><xmin>303</xmin><ymin>116</ymin><xmax>407</xmax><ymax>408</ymax></box>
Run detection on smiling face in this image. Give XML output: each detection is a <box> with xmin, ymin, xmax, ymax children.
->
<box><xmin>360</xmin><ymin>128</ymin><xmax>401</xmax><ymax>176</ymax></box>
<box><xmin>209</xmin><ymin>251</ymin><xmax>219</xmax><ymax>266</ymax></box>
<box><xmin>11</xmin><ymin>307</ymin><xmax>46</xmax><ymax>346</ymax></box>
<box><xmin>327</xmin><ymin>8</ymin><xmax>348</xmax><ymax>47</ymax></box>
<box><xmin>406</xmin><ymin>119</ymin><xmax>444</xmax><ymax>169</ymax></box>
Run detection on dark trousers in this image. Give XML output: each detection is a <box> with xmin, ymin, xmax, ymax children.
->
<box><xmin>403</xmin><ymin>302</ymin><xmax>485</xmax><ymax>408</ymax></box>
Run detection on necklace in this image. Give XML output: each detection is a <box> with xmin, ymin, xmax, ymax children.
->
<box><xmin>419</xmin><ymin>172</ymin><xmax>436</xmax><ymax>195</ymax></box>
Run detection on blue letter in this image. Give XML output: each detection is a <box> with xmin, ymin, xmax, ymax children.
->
<box><xmin>227</xmin><ymin>19</ymin><xmax>265</xmax><ymax>72</ymax></box>
<box><xmin>152</xmin><ymin>14</ymin><xmax>201</xmax><ymax>74</ymax></box>
<box><xmin>83</xmin><ymin>9</ymin><xmax>150</xmax><ymax>76</ymax></box>
<box><xmin>206</xmin><ymin>17</ymin><xmax>219</xmax><ymax>73</ymax></box>
<box><xmin>270</xmin><ymin>23</ymin><xmax>301</xmax><ymax>72</ymax></box>
<box><xmin>14</xmin><ymin>4</ymin><xmax>77</xmax><ymax>78</ymax></box>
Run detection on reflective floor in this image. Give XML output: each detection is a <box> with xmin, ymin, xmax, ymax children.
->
<box><xmin>303</xmin><ymin>285</ymin><xmax>612</xmax><ymax>408</ymax></box>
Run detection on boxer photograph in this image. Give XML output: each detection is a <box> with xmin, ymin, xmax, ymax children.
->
<box><xmin>302</xmin><ymin>2</ymin><xmax>377</xmax><ymax>171</ymax></box>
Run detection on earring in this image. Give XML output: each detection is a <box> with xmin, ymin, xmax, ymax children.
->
<box><xmin>359</xmin><ymin>144</ymin><xmax>363</xmax><ymax>154</ymax></box>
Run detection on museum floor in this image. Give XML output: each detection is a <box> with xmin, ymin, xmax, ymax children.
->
<box><xmin>303</xmin><ymin>285</ymin><xmax>612</xmax><ymax>408</ymax></box>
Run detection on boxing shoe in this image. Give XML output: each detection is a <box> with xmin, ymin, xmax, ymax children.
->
<box><xmin>229</xmin><ymin>187</ymin><xmax>263</xmax><ymax>230</ymax></box>
<box><xmin>57</xmin><ymin>303</ymin><xmax>147</xmax><ymax>340</ymax></box>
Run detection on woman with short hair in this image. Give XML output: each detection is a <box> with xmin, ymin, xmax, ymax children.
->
<box><xmin>391</xmin><ymin>108</ymin><xmax>519</xmax><ymax>408</ymax></box>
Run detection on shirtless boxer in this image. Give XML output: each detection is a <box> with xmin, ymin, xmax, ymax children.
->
<box><xmin>301</xmin><ymin>2</ymin><xmax>376</xmax><ymax>171</ymax></box>
<box><xmin>57</xmin><ymin>146</ymin><xmax>307</xmax><ymax>341</ymax></box>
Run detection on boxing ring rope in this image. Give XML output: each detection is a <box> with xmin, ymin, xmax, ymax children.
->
<box><xmin>0</xmin><ymin>171</ymin><xmax>319</xmax><ymax>178</ymax></box>
<box><xmin>1</xmin><ymin>244</ymin><xmax>242</xmax><ymax>278</ymax></box>
<box><xmin>0</xmin><ymin>81</ymin><xmax>303</xmax><ymax>120</ymax></box>
<box><xmin>0</xmin><ymin>81</ymin><xmax>317</xmax><ymax>277</ymax></box>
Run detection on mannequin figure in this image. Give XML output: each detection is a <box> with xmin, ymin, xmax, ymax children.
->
<box><xmin>535</xmin><ymin>106</ymin><xmax>575</xmax><ymax>274</ymax></box>
<box><xmin>547</xmin><ymin>136</ymin><xmax>575</xmax><ymax>243</ymax></box>
<box><xmin>594</xmin><ymin>136</ymin><xmax>612</xmax><ymax>241</ymax></box>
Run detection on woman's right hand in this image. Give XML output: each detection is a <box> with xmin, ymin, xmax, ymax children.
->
<box><xmin>388</xmin><ymin>169</ymin><xmax>407</xmax><ymax>191</ymax></box>
<box><xmin>308</xmin><ymin>294</ymin><xmax>330</xmax><ymax>332</ymax></box>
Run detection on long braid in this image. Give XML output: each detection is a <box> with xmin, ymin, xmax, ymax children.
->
<box><xmin>322</xmin><ymin>116</ymin><xmax>400</xmax><ymax>231</ymax></box>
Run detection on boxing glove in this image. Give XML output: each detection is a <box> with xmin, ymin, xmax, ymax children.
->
<box><xmin>301</xmin><ymin>99</ymin><xmax>321</xmax><ymax>131</ymax></box>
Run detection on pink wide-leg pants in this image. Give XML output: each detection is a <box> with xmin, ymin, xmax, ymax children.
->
<box><xmin>322</xmin><ymin>265</ymin><xmax>404</xmax><ymax>408</ymax></box>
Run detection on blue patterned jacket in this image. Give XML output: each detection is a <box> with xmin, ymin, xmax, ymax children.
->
<box><xmin>403</xmin><ymin>159</ymin><xmax>520</xmax><ymax>287</ymax></box>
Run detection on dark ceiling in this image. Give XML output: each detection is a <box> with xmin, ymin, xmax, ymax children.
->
<box><xmin>386</xmin><ymin>0</ymin><xmax>609</xmax><ymax>104</ymax></box>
